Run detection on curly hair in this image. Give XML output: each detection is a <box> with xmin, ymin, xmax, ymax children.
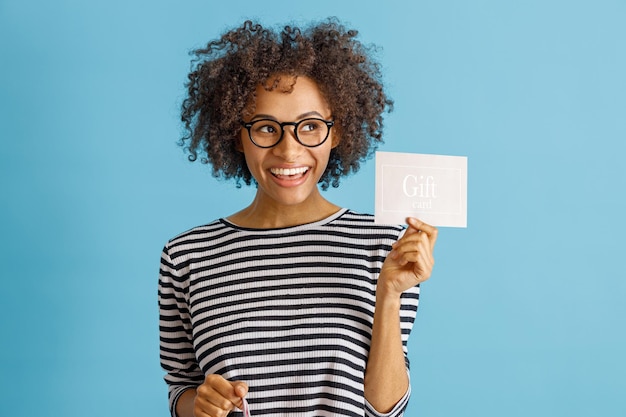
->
<box><xmin>180</xmin><ymin>18</ymin><xmax>393</xmax><ymax>189</ymax></box>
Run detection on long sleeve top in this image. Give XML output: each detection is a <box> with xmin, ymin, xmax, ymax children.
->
<box><xmin>158</xmin><ymin>209</ymin><xmax>420</xmax><ymax>417</ymax></box>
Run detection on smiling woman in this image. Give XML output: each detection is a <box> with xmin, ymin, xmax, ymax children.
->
<box><xmin>158</xmin><ymin>18</ymin><xmax>438</xmax><ymax>417</ymax></box>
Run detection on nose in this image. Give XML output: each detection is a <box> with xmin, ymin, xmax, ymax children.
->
<box><xmin>272</xmin><ymin>126</ymin><xmax>303</xmax><ymax>160</ymax></box>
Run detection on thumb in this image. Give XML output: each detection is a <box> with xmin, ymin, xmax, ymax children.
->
<box><xmin>232</xmin><ymin>381</ymin><xmax>249</xmax><ymax>398</ymax></box>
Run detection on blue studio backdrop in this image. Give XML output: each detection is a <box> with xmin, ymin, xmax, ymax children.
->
<box><xmin>1</xmin><ymin>1</ymin><xmax>625</xmax><ymax>416</ymax></box>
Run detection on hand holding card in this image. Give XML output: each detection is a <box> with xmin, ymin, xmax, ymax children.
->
<box><xmin>375</xmin><ymin>152</ymin><xmax>468</xmax><ymax>227</ymax></box>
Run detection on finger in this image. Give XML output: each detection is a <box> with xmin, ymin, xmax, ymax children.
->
<box><xmin>401</xmin><ymin>248</ymin><xmax>433</xmax><ymax>272</ymax></box>
<box><xmin>406</xmin><ymin>217</ymin><xmax>438</xmax><ymax>250</ymax></box>
<box><xmin>232</xmin><ymin>381</ymin><xmax>249</xmax><ymax>398</ymax></box>
<box><xmin>406</xmin><ymin>217</ymin><xmax>438</xmax><ymax>237</ymax></box>
<box><xmin>395</xmin><ymin>222</ymin><xmax>435</xmax><ymax>247</ymax></box>
<box><xmin>406</xmin><ymin>217</ymin><xmax>435</xmax><ymax>233</ymax></box>
<box><xmin>231</xmin><ymin>381</ymin><xmax>249</xmax><ymax>409</ymax></box>
<box><xmin>194</xmin><ymin>398</ymin><xmax>229</xmax><ymax>417</ymax></box>
<box><xmin>200</xmin><ymin>375</ymin><xmax>247</xmax><ymax>412</ymax></box>
<box><xmin>194</xmin><ymin>391</ymin><xmax>229</xmax><ymax>417</ymax></box>
<box><xmin>210</xmin><ymin>376</ymin><xmax>244</xmax><ymax>401</ymax></box>
<box><xmin>393</xmin><ymin>239</ymin><xmax>434</xmax><ymax>273</ymax></box>
<box><xmin>415</xmin><ymin>249</ymin><xmax>434</xmax><ymax>277</ymax></box>
<box><xmin>196</xmin><ymin>384</ymin><xmax>233</xmax><ymax>414</ymax></box>
<box><xmin>418</xmin><ymin>230</ymin><xmax>435</xmax><ymax>257</ymax></box>
<box><xmin>400</xmin><ymin>222</ymin><xmax>421</xmax><ymax>238</ymax></box>
<box><xmin>391</xmin><ymin>230</ymin><xmax>424</xmax><ymax>253</ymax></box>
<box><xmin>393</xmin><ymin>247</ymin><xmax>421</xmax><ymax>266</ymax></box>
<box><xmin>392</xmin><ymin>232</ymin><xmax>430</xmax><ymax>257</ymax></box>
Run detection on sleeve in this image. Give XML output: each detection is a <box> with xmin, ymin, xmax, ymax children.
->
<box><xmin>400</xmin><ymin>284</ymin><xmax>420</xmax><ymax>355</ymax></box>
<box><xmin>158</xmin><ymin>243</ymin><xmax>204</xmax><ymax>417</ymax></box>
<box><xmin>364</xmin><ymin>372</ymin><xmax>411</xmax><ymax>417</ymax></box>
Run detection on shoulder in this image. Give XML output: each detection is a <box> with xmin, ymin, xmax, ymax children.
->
<box><xmin>321</xmin><ymin>209</ymin><xmax>406</xmax><ymax>246</ymax></box>
<box><xmin>162</xmin><ymin>219</ymin><xmax>236</xmax><ymax>258</ymax></box>
<box><xmin>331</xmin><ymin>210</ymin><xmax>405</xmax><ymax>234</ymax></box>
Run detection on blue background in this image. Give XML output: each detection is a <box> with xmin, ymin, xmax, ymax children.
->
<box><xmin>1</xmin><ymin>0</ymin><xmax>625</xmax><ymax>416</ymax></box>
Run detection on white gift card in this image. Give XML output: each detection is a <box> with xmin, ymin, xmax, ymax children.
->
<box><xmin>375</xmin><ymin>152</ymin><xmax>467</xmax><ymax>228</ymax></box>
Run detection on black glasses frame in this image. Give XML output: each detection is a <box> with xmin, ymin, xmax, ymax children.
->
<box><xmin>240</xmin><ymin>118</ymin><xmax>335</xmax><ymax>148</ymax></box>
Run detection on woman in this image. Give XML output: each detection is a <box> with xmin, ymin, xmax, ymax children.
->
<box><xmin>158</xmin><ymin>19</ymin><xmax>437</xmax><ymax>417</ymax></box>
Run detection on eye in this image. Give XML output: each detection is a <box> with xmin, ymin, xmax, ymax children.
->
<box><xmin>252</xmin><ymin>121</ymin><xmax>280</xmax><ymax>135</ymax></box>
<box><xmin>299</xmin><ymin>119</ymin><xmax>323</xmax><ymax>133</ymax></box>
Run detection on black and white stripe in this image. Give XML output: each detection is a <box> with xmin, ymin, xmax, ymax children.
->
<box><xmin>159</xmin><ymin>209</ymin><xmax>419</xmax><ymax>417</ymax></box>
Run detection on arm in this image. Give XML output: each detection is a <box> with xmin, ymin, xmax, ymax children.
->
<box><xmin>364</xmin><ymin>218</ymin><xmax>437</xmax><ymax>414</ymax></box>
<box><xmin>175</xmin><ymin>389</ymin><xmax>198</xmax><ymax>417</ymax></box>
<box><xmin>364</xmin><ymin>289</ymin><xmax>409</xmax><ymax>414</ymax></box>
<box><xmin>159</xmin><ymin>244</ymin><xmax>249</xmax><ymax>417</ymax></box>
<box><xmin>158</xmin><ymin>244</ymin><xmax>204</xmax><ymax>415</ymax></box>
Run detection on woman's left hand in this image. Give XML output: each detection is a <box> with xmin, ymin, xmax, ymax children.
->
<box><xmin>378</xmin><ymin>217</ymin><xmax>438</xmax><ymax>298</ymax></box>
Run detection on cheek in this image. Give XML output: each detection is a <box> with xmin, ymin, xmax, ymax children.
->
<box><xmin>240</xmin><ymin>144</ymin><xmax>266</xmax><ymax>175</ymax></box>
<box><xmin>315</xmin><ymin>147</ymin><xmax>333</xmax><ymax>171</ymax></box>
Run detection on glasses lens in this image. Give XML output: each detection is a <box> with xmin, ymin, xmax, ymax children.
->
<box><xmin>296</xmin><ymin>119</ymin><xmax>329</xmax><ymax>146</ymax></box>
<box><xmin>249</xmin><ymin>120</ymin><xmax>282</xmax><ymax>147</ymax></box>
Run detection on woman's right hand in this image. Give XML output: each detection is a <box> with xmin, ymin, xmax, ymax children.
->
<box><xmin>191</xmin><ymin>374</ymin><xmax>249</xmax><ymax>417</ymax></box>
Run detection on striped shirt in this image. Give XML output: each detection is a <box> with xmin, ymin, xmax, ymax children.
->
<box><xmin>158</xmin><ymin>209</ymin><xmax>420</xmax><ymax>417</ymax></box>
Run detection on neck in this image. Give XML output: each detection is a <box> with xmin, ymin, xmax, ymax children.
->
<box><xmin>228</xmin><ymin>191</ymin><xmax>341</xmax><ymax>229</ymax></box>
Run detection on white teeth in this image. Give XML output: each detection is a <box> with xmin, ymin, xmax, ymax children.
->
<box><xmin>270</xmin><ymin>167</ymin><xmax>309</xmax><ymax>176</ymax></box>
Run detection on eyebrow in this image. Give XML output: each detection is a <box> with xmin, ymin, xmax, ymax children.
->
<box><xmin>250</xmin><ymin>111</ymin><xmax>326</xmax><ymax>121</ymax></box>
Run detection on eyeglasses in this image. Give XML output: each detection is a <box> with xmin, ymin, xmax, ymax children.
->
<box><xmin>241</xmin><ymin>118</ymin><xmax>335</xmax><ymax>148</ymax></box>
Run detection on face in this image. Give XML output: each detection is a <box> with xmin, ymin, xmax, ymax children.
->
<box><xmin>239</xmin><ymin>75</ymin><xmax>338</xmax><ymax>210</ymax></box>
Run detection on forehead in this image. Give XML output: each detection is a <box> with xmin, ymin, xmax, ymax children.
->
<box><xmin>245</xmin><ymin>75</ymin><xmax>331</xmax><ymax>118</ymax></box>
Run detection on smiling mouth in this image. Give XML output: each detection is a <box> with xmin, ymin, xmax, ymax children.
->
<box><xmin>270</xmin><ymin>167</ymin><xmax>310</xmax><ymax>179</ymax></box>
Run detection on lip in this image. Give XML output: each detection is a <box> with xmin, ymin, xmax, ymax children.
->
<box><xmin>268</xmin><ymin>165</ymin><xmax>311</xmax><ymax>187</ymax></box>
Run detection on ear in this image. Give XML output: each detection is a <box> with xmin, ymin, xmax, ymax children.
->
<box><xmin>331</xmin><ymin>133</ymin><xmax>341</xmax><ymax>149</ymax></box>
<box><xmin>235</xmin><ymin>137</ymin><xmax>244</xmax><ymax>152</ymax></box>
